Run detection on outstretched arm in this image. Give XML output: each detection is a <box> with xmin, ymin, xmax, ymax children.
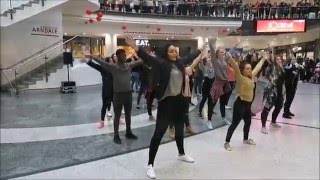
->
<box><xmin>226</xmin><ymin>52</ymin><xmax>242</xmax><ymax>79</ymax></box>
<box><xmin>252</xmin><ymin>52</ymin><xmax>269</xmax><ymax>77</ymax></box>
<box><xmin>208</xmin><ymin>38</ymin><xmax>217</xmax><ymax>61</ymax></box>
<box><xmin>87</xmin><ymin>55</ymin><xmax>116</xmax><ymax>72</ymax></box>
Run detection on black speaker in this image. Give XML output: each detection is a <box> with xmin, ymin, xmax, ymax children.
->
<box><xmin>63</xmin><ymin>52</ymin><xmax>73</xmax><ymax>65</ymax></box>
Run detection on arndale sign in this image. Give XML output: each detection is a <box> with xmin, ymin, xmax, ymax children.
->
<box><xmin>31</xmin><ymin>26</ymin><xmax>59</xmax><ymax>37</ymax></box>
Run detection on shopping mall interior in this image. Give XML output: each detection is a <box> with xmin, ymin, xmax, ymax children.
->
<box><xmin>0</xmin><ymin>0</ymin><xmax>319</xmax><ymax>179</ymax></box>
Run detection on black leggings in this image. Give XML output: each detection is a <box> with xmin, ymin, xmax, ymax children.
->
<box><xmin>212</xmin><ymin>93</ymin><xmax>229</xmax><ymax>118</ymax></box>
<box><xmin>261</xmin><ymin>92</ymin><xmax>284</xmax><ymax>127</ymax></box>
<box><xmin>225</xmin><ymin>81</ymin><xmax>235</xmax><ymax>107</ymax></box>
<box><xmin>113</xmin><ymin>92</ymin><xmax>133</xmax><ymax>136</ymax></box>
<box><xmin>101</xmin><ymin>96</ymin><xmax>112</xmax><ymax>120</ymax></box>
<box><xmin>198</xmin><ymin>77</ymin><xmax>215</xmax><ymax>120</ymax></box>
<box><xmin>284</xmin><ymin>81</ymin><xmax>297</xmax><ymax>113</ymax></box>
<box><xmin>137</xmin><ymin>83</ymin><xmax>148</xmax><ymax>105</ymax></box>
<box><xmin>226</xmin><ymin>97</ymin><xmax>252</xmax><ymax>142</ymax></box>
<box><xmin>148</xmin><ymin>94</ymin><xmax>185</xmax><ymax>166</ymax></box>
<box><xmin>169</xmin><ymin>97</ymin><xmax>191</xmax><ymax>128</ymax></box>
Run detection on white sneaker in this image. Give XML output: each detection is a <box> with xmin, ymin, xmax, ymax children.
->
<box><xmin>207</xmin><ymin>121</ymin><xmax>213</xmax><ymax>129</ymax></box>
<box><xmin>146</xmin><ymin>165</ymin><xmax>156</xmax><ymax>179</ymax></box>
<box><xmin>107</xmin><ymin>111</ymin><xmax>112</xmax><ymax>117</ymax></box>
<box><xmin>178</xmin><ymin>154</ymin><xmax>194</xmax><ymax>163</ymax></box>
<box><xmin>121</xmin><ymin>109</ymin><xmax>125</xmax><ymax>115</ymax></box>
<box><xmin>270</xmin><ymin>123</ymin><xmax>281</xmax><ymax>128</ymax></box>
<box><xmin>261</xmin><ymin>127</ymin><xmax>268</xmax><ymax>134</ymax></box>
<box><xmin>225</xmin><ymin>105</ymin><xmax>232</xmax><ymax>110</ymax></box>
<box><xmin>223</xmin><ymin>118</ymin><xmax>231</xmax><ymax>125</ymax></box>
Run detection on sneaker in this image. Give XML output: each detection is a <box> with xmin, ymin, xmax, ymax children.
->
<box><xmin>121</xmin><ymin>109</ymin><xmax>125</xmax><ymax>114</ymax></box>
<box><xmin>198</xmin><ymin>112</ymin><xmax>203</xmax><ymax>118</ymax></box>
<box><xmin>107</xmin><ymin>111</ymin><xmax>112</xmax><ymax>117</ymax></box>
<box><xmin>119</xmin><ymin>119</ymin><xmax>125</xmax><ymax>125</ymax></box>
<box><xmin>282</xmin><ymin>113</ymin><xmax>292</xmax><ymax>119</ymax></box>
<box><xmin>178</xmin><ymin>154</ymin><xmax>194</xmax><ymax>163</ymax></box>
<box><xmin>224</xmin><ymin>142</ymin><xmax>232</xmax><ymax>151</ymax></box>
<box><xmin>125</xmin><ymin>132</ymin><xmax>138</xmax><ymax>140</ymax></box>
<box><xmin>149</xmin><ymin>115</ymin><xmax>155</xmax><ymax>121</ymax></box>
<box><xmin>207</xmin><ymin>121</ymin><xmax>213</xmax><ymax>130</ymax></box>
<box><xmin>243</xmin><ymin>139</ymin><xmax>256</xmax><ymax>145</ymax></box>
<box><xmin>225</xmin><ymin>105</ymin><xmax>232</xmax><ymax>110</ymax></box>
<box><xmin>261</xmin><ymin>127</ymin><xmax>268</xmax><ymax>134</ymax></box>
<box><xmin>185</xmin><ymin>125</ymin><xmax>196</xmax><ymax>135</ymax></box>
<box><xmin>98</xmin><ymin>120</ymin><xmax>104</xmax><ymax>129</ymax></box>
<box><xmin>114</xmin><ymin>135</ymin><xmax>122</xmax><ymax>144</ymax></box>
<box><xmin>223</xmin><ymin>118</ymin><xmax>231</xmax><ymax>125</ymax></box>
<box><xmin>168</xmin><ymin>128</ymin><xmax>175</xmax><ymax>139</ymax></box>
<box><xmin>146</xmin><ymin>165</ymin><xmax>156</xmax><ymax>179</ymax></box>
<box><xmin>270</xmin><ymin>122</ymin><xmax>281</xmax><ymax>128</ymax></box>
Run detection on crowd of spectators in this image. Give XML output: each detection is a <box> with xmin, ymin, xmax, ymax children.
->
<box><xmin>98</xmin><ymin>0</ymin><xmax>320</xmax><ymax>19</ymax></box>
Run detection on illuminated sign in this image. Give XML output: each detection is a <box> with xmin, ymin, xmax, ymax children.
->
<box><xmin>135</xmin><ymin>39</ymin><xmax>149</xmax><ymax>46</ymax></box>
<box><xmin>256</xmin><ymin>19</ymin><xmax>306</xmax><ymax>33</ymax></box>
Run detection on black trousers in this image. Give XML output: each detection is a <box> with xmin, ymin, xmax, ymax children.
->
<box><xmin>225</xmin><ymin>81</ymin><xmax>235</xmax><ymax>107</ymax></box>
<box><xmin>146</xmin><ymin>87</ymin><xmax>155</xmax><ymax>116</ymax></box>
<box><xmin>212</xmin><ymin>93</ymin><xmax>229</xmax><ymax>118</ymax></box>
<box><xmin>284</xmin><ymin>81</ymin><xmax>297</xmax><ymax>113</ymax></box>
<box><xmin>137</xmin><ymin>83</ymin><xmax>148</xmax><ymax>105</ymax></box>
<box><xmin>101</xmin><ymin>96</ymin><xmax>112</xmax><ymax>120</ymax></box>
<box><xmin>194</xmin><ymin>76</ymin><xmax>203</xmax><ymax>94</ymax></box>
<box><xmin>199</xmin><ymin>77</ymin><xmax>215</xmax><ymax>120</ymax></box>
<box><xmin>261</xmin><ymin>91</ymin><xmax>284</xmax><ymax>127</ymax></box>
<box><xmin>148</xmin><ymin>94</ymin><xmax>185</xmax><ymax>166</ymax></box>
<box><xmin>226</xmin><ymin>97</ymin><xmax>252</xmax><ymax>142</ymax></box>
<box><xmin>113</xmin><ymin>91</ymin><xmax>132</xmax><ymax>136</ymax></box>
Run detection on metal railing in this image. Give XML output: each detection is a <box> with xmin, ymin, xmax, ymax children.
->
<box><xmin>2</xmin><ymin>0</ymin><xmax>45</xmax><ymax>20</ymax></box>
<box><xmin>1</xmin><ymin>35</ymin><xmax>80</xmax><ymax>94</ymax></box>
<box><xmin>100</xmin><ymin>2</ymin><xmax>320</xmax><ymax>20</ymax></box>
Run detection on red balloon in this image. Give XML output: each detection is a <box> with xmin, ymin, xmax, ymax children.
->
<box><xmin>89</xmin><ymin>19</ymin><xmax>94</xmax><ymax>23</ymax></box>
<box><xmin>86</xmin><ymin>9</ymin><xmax>92</xmax><ymax>15</ymax></box>
<box><xmin>190</xmin><ymin>28</ymin><xmax>194</xmax><ymax>32</ymax></box>
<box><xmin>96</xmin><ymin>16</ymin><xmax>102</xmax><ymax>21</ymax></box>
<box><xmin>121</xmin><ymin>25</ymin><xmax>127</xmax><ymax>30</ymax></box>
<box><xmin>156</xmin><ymin>27</ymin><xmax>161</xmax><ymax>32</ymax></box>
<box><xmin>97</xmin><ymin>11</ymin><xmax>103</xmax><ymax>17</ymax></box>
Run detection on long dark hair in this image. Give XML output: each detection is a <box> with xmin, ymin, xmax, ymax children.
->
<box><xmin>239</xmin><ymin>60</ymin><xmax>250</xmax><ymax>75</ymax></box>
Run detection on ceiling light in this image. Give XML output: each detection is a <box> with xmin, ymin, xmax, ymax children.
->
<box><xmin>138</xmin><ymin>35</ymin><xmax>141</xmax><ymax>38</ymax></box>
<box><xmin>171</xmin><ymin>37</ymin><xmax>174</xmax><ymax>39</ymax></box>
<box><xmin>64</xmin><ymin>33</ymin><xmax>67</xmax><ymax>35</ymax></box>
<box><xmin>166</xmin><ymin>38</ymin><xmax>168</xmax><ymax>40</ymax></box>
<box><xmin>82</xmin><ymin>32</ymin><xmax>86</xmax><ymax>35</ymax></box>
<box><xmin>227</xmin><ymin>28</ymin><xmax>230</xmax><ymax>31</ymax></box>
<box><xmin>245</xmin><ymin>38</ymin><xmax>248</xmax><ymax>41</ymax></box>
<box><xmin>286</xmin><ymin>36</ymin><xmax>289</xmax><ymax>38</ymax></box>
<box><xmin>273</xmin><ymin>38</ymin><xmax>276</xmax><ymax>40</ymax></box>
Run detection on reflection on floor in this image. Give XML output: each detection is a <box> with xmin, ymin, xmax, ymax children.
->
<box><xmin>1</xmin><ymin>82</ymin><xmax>319</xmax><ymax>179</ymax></box>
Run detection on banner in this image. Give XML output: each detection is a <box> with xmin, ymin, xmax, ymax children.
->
<box><xmin>256</xmin><ymin>19</ymin><xmax>306</xmax><ymax>33</ymax></box>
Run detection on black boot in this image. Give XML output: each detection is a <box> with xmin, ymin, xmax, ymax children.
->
<box><xmin>114</xmin><ymin>135</ymin><xmax>122</xmax><ymax>144</ymax></box>
<box><xmin>282</xmin><ymin>113</ymin><xmax>292</xmax><ymax>119</ymax></box>
<box><xmin>125</xmin><ymin>131</ymin><xmax>138</xmax><ymax>140</ymax></box>
<box><xmin>288</xmin><ymin>111</ymin><xmax>295</xmax><ymax>116</ymax></box>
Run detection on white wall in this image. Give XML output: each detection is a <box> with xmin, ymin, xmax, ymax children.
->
<box><xmin>1</xmin><ymin>7</ymin><xmax>63</xmax><ymax>85</ymax></box>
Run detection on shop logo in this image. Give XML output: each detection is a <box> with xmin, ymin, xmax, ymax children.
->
<box><xmin>135</xmin><ymin>39</ymin><xmax>149</xmax><ymax>46</ymax></box>
<box><xmin>31</xmin><ymin>26</ymin><xmax>59</xmax><ymax>37</ymax></box>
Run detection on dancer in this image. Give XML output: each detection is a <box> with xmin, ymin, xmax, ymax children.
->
<box><xmin>283</xmin><ymin>51</ymin><xmax>300</xmax><ymax>118</ymax></box>
<box><xmin>224</xmin><ymin>50</ymin><xmax>269</xmax><ymax>151</ymax></box>
<box><xmin>208</xmin><ymin>37</ymin><xmax>233</xmax><ymax>128</ymax></box>
<box><xmin>85</xmin><ymin>49</ymin><xmax>143</xmax><ymax>144</ymax></box>
<box><xmin>198</xmin><ymin>55</ymin><xmax>215</xmax><ymax>128</ymax></box>
<box><xmin>168</xmin><ymin>48</ymin><xmax>207</xmax><ymax>138</ymax></box>
<box><xmin>124</xmin><ymin>36</ymin><xmax>203</xmax><ymax>179</ymax></box>
<box><xmin>260</xmin><ymin>49</ymin><xmax>285</xmax><ymax>134</ymax></box>
<box><xmin>81</xmin><ymin>55</ymin><xmax>114</xmax><ymax>128</ymax></box>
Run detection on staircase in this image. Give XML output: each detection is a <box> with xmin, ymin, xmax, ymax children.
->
<box><xmin>1</xmin><ymin>0</ymin><xmax>46</xmax><ymax>18</ymax></box>
<box><xmin>2</xmin><ymin>55</ymin><xmax>64</xmax><ymax>92</ymax></box>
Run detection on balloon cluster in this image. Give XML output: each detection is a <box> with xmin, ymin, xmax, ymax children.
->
<box><xmin>85</xmin><ymin>9</ymin><xmax>103</xmax><ymax>24</ymax></box>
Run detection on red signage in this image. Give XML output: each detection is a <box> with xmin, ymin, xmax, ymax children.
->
<box><xmin>256</xmin><ymin>19</ymin><xmax>306</xmax><ymax>33</ymax></box>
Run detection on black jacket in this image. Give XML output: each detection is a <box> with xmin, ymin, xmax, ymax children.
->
<box><xmin>87</xmin><ymin>60</ymin><xmax>113</xmax><ymax>98</ymax></box>
<box><xmin>137</xmin><ymin>48</ymin><xmax>200</xmax><ymax>100</ymax></box>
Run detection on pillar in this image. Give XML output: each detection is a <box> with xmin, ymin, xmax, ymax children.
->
<box><xmin>104</xmin><ymin>34</ymin><xmax>118</xmax><ymax>57</ymax></box>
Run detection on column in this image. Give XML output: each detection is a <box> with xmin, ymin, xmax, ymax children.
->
<box><xmin>104</xmin><ymin>34</ymin><xmax>118</xmax><ymax>57</ymax></box>
<box><xmin>314</xmin><ymin>38</ymin><xmax>320</xmax><ymax>60</ymax></box>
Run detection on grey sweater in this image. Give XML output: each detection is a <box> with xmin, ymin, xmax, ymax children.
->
<box><xmin>199</xmin><ymin>60</ymin><xmax>215</xmax><ymax>79</ymax></box>
<box><xmin>208</xmin><ymin>38</ymin><xmax>232</xmax><ymax>81</ymax></box>
<box><xmin>93</xmin><ymin>58</ymin><xmax>143</xmax><ymax>93</ymax></box>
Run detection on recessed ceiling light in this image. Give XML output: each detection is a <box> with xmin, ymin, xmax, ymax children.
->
<box><xmin>245</xmin><ymin>38</ymin><xmax>248</xmax><ymax>41</ymax></box>
<box><xmin>82</xmin><ymin>32</ymin><xmax>86</xmax><ymax>35</ymax></box>
<box><xmin>171</xmin><ymin>37</ymin><xmax>174</xmax><ymax>38</ymax></box>
<box><xmin>138</xmin><ymin>35</ymin><xmax>141</xmax><ymax>38</ymax></box>
<box><xmin>227</xmin><ymin>28</ymin><xmax>230</xmax><ymax>31</ymax></box>
<box><xmin>166</xmin><ymin>38</ymin><xmax>168</xmax><ymax>40</ymax></box>
<box><xmin>64</xmin><ymin>33</ymin><xmax>67</xmax><ymax>35</ymax></box>
<box><xmin>273</xmin><ymin>38</ymin><xmax>276</xmax><ymax>40</ymax></box>
<box><xmin>286</xmin><ymin>36</ymin><xmax>289</xmax><ymax>38</ymax></box>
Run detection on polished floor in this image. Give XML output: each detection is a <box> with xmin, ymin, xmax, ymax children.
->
<box><xmin>1</xmin><ymin>82</ymin><xmax>319</xmax><ymax>179</ymax></box>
